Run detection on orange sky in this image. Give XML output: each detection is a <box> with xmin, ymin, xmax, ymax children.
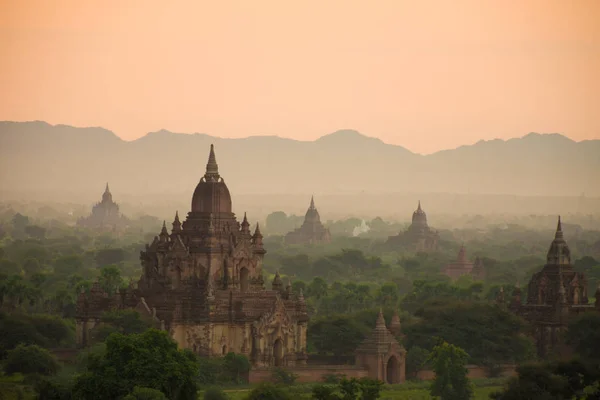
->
<box><xmin>1</xmin><ymin>0</ymin><xmax>599</xmax><ymax>154</ymax></box>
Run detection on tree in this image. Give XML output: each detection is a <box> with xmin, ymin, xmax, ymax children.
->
<box><xmin>222</xmin><ymin>352</ymin><xmax>250</xmax><ymax>384</ymax></box>
<box><xmin>358</xmin><ymin>378</ymin><xmax>384</xmax><ymax>400</ymax></box>
<box><xmin>72</xmin><ymin>329</ymin><xmax>199</xmax><ymax>400</ymax></box>
<box><xmin>566</xmin><ymin>313</ymin><xmax>600</xmax><ymax>363</ymax></box>
<box><xmin>23</xmin><ymin>257</ymin><xmax>42</xmax><ymax>276</ymax></box>
<box><xmin>308</xmin><ymin>316</ymin><xmax>369</xmax><ymax>356</ymax></box>
<box><xmin>95</xmin><ymin>248</ymin><xmax>126</xmax><ymax>267</ymax></box>
<box><xmin>490</xmin><ymin>361</ymin><xmax>600</xmax><ymax>400</ymax></box>
<box><xmin>25</xmin><ymin>225</ymin><xmax>47</xmax><ymax>240</ymax></box>
<box><xmin>4</xmin><ymin>344</ymin><xmax>60</xmax><ymax>376</ymax></box>
<box><xmin>245</xmin><ymin>383</ymin><xmax>291</xmax><ymax>400</ymax></box>
<box><xmin>123</xmin><ymin>387</ymin><xmax>168</xmax><ymax>400</ymax></box>
<box><xmin>428</xmin><ymin>341</ymin><xmax>473</xmax><ymax>400</ymax></box>
<box><xmin>406</xmin><ymin>346</ymin><xmax>430</xmax><ymax>378</ymax></box>
<box><xmin>99</xmin><ymin>265</ymin><xmax>124</xmax><ymax>295</ymax></box>
<box><xmin>12</xmin><ymin>213</ymin><xmax>29</xmax><ymax>231</ymax></box>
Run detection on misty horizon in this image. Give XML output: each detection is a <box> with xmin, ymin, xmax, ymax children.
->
<box><xmin>1</xmin><ymin>119</ymin><xmax>592</xmax><ymax>155</ymax></box>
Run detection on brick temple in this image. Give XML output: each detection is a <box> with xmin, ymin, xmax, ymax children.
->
<box><xmin>284</xmin><ymin>196</ymin><xmax>331</xmax><ymax>245</ymax></box>
<box><xmin>387</xmin><ymin>201</ymin><xmax>439</xmax><ymax>252</ymax></box>
<box><xmin>76</xmin><ymin>183</ymin><xmax>129</xmax><ymax>231</ymax></box>
<box><xmin>76</xmin><ymin>145</ymin><xmax>309</xmax><ymax>367</ymax></box>
<box><xmin>509</xmin><ymin>217</ymin><xmax>600</xmax><ymax>358</ymax></box>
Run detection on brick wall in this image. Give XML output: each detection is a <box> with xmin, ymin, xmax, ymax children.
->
<box><xmin>249</xmin><ymin>366</ymin><xmax>369</xmax><ymax>384</ymax></box>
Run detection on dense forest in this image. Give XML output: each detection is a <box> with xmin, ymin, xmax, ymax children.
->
<box><xmin>1</xmin><ymin>202</ymin><xmax>599</xmax><ymax>399</ymax></box>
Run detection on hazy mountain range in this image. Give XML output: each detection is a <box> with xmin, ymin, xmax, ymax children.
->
<box><xmin>1</xmin><ymin>121</ymin><xmax>599</xmax><ymax>201</ymax></box>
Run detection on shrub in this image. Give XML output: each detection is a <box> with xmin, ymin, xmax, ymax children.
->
<box><xmin>4</xmin><ymin>344</ymin><xmax>60</xmax><ymax>376</ymax></box>
<box><xmin>271</xmin><ymin>367</ymin><xmax>298</xmax><ymax>385</ymax></box>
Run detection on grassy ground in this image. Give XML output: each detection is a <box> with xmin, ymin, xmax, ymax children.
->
<box><xmin>201</xmin><ymin>378</ymin><xmax>505</xmax><ymax>399</ymax></box>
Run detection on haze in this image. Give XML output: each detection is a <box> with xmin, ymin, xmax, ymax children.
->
<box><xmin>1</xmin><ymin>0</ymin><xmax>599</xmax><ymax>154</ymax></box>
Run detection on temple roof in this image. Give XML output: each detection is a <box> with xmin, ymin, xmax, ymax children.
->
<box><xmin>546</xmin><ymin>216</ymin><xmax>571</xmax><ymax>266</ymax></box>
<box><xmin>190</xmin><ymin>144</ymin><xmax>232</xmax><ymax>214</ymax></box>
<box><xmin>356</xmin><ymin>309</ymin><xmax>404</xmax><ymax>355</ymax></box>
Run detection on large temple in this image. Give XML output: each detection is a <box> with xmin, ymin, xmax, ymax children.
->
<box><xmin>76</xmin><ymin>145</ymin><xmax>309</xmax><ymax>367</ymax></box>
<box><xmin>442</xmin><ymin>246</ymin><xmax>485</xmax><ymax>280</ymax></box>
<box><xmin>387</xmin><ymin>201</ymin><xmax>439</xmax><ymax>252</ymax></box>
<box><xmin>284</xmin><ymin>196</ymin><xmax>331</xmax><ymax>245</ymax></box>
<box><xmin>509</xmin><ymin>217</ymin><xmax>600</xmax><ymax>358</ymax></box>
<box><xmin>76</xmin><ymin>183</ymin><xmax>129</xmax><ymax>231</ymax></box>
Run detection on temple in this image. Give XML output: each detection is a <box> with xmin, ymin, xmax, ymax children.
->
<box><xmin>442</xmin><ymin>246</ymin><xmax>485</xmax><ymax>280</ymax></box>
<box><xmin>355</xmin><ymin>309</ymin><xmax>406</xmax><ymax>384</ymax></box>
<box><xmin>76</xmin><ymin>183</ymin><xmax>129</xmax><ymax>231</ymax></box>
<box><xmin>387</xmin><ymin>201</ymin><xmax>439</xmax><ymax>252</ymax></box>
<box><xmin>284</xmin><ymin>196</ymin><xmax>331</xmax><ymax>245</ymax></box>
<box><xmin>509</xmin><ymin>217</ymin><xmax>600</xmax><ymax>358</ymax></box>
<box><xmin>76</xmin><ymin>145</ymin><xmax>309</xmax><ymax>367</ymax></box>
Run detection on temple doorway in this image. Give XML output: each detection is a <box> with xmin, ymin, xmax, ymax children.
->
<box><xmin>240</xmin><ymin>268</ymin><xmax>249</xmax><ymax>292</ymax></box>
<box><xmin>386</xmin><ymin>356</ymin><xmax>400</xmax><ymax>384</ymax></box>
<box><xmin>273</xmin><ymin>339</ymin><xmax>284</xmax><ymax>367</ymax></box>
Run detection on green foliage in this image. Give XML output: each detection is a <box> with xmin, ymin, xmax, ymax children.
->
<box><xmin>123</xmin><ymin>386</ymin><xmax>168</xmax><ymax>400</ymax></box>
<box><xmin>245</xmin><ymin>383</ymin><xmax>291</xmax><ymax>400</ymax></box>
<box><xmin>0</xmin><ymin>312</ymin><xmax>74</xmax><ymax>358</ymax></box>
<box><xmin>0</xmin><ymin>373</ymin><xmax>37</xmax><ymax>400</ymax></box>
<box><xmin>491</xmin><ymin>360</ymin><xmax>600</xmax><ymax>400</ymax></box>
<box><xmin>405</xmin><ymin>346</ymin><xmax>430</xmax><ymax>378</ymax></box>
<box><xmin>566</xmin><ymin>312</ymin><xmax>600</xmax><ymax>362</ymax></box>
<box><xmin>428</xmin><ymin>341</ymin><xmax>474</xmax><ymax>400</ymax></box>
<box><xmin>196</xmin><ymin>353</ymin><xmax>251</xmax><ymax>386</ymax></box>
<box><xmin>3</xmin><ymin>344</ymin><xmax>60</xmax><ymax>376</ymax></box>
<box><xmin>222</xmin><ymin>352</ymin><xmax>251</xmax><ymax>384</ymax></box>
<box><xmin>404</xmin><ymin>301</ymin><xmax>535</xmax><ymax>366</ymax></box>
<box><xmin>72</xmin><ymin>329</ymin><xmax>199</xmax><ymax>400</ymax></box>
<box><xmin>203</xmin><ymin>387</ymin><xmax>229</xmax><ymax>400</ymax></box>
<box><xmin>35</xmin><ymin>375</ymin><xmax>74</xmax><ymax>400</ymax></box>
<box><xmin>308</xmin><ymin>315</ymin><xmax>370</xmax><ymax>356</ymax></box>
<box><xmin>271</xmin><ymin>367</ymin><xmax>298</xmax><ymax>385</ymax></box>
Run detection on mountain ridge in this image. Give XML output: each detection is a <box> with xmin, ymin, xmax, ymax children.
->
<box><xmin>1</xmin><ymin>121</ymin><xmax>598</xmax><ymax>198</ymax></box>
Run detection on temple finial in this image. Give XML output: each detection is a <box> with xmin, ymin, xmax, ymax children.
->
<box><xmin>418</xmin><ymin>200</ymin><xmax>421</xmax><ymax>211</ymax></box>
<box><xmin>204</xmin><ymin>144</ymin><xmax>220</xmax><ymax>180</ymax></box>
<box><xmin>310</xmin><ymin>195</ymin><xmax>315</xmax><ymax>210</ymax></box>
<box><xmin>254</xmin><ymin>222</ymin><xmax>262</xmax><ymax>236</ymax></box>
<box><xmin>555</xmin><ymin>215</ymin><xmax>563</xmax><ymax>239</ymax></box>
<box><xmin>376</xmin><ymin>308</ymin><xmax>386</xmax><ymax>328</ymax></box>
<box><xmin>105</xmin><ymin>182</ymin><xmax>110</xmax><ymax>193</ymax></box>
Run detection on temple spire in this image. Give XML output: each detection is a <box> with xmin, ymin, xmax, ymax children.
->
<box><xmin>310</xmin><ymin>195</ymin><xmax>315</xmax><ymax>210</ymax></box>
<box><xmin>204</xmin><ymin>144</ymin><xmax>220</xmax><ymax>181</ymax></box>
<box><xmin>241</xmin><ymin>212</ymin><xmax>250</xmax><ymax>233</ymax></box>
<box><xmin>171</xmin><ymin>211</ymin><xmax>182</xmax><ymax>234</ymax></box>
<box><xmin>417</xmin><ymin>200</ymin><xmax>422</xmax><ymax>211</ymax></box>
<box><xmin>105</xmin><ymin>182</ymin><xmax>110</xmax><ymax>193</ymax></box>
<box><xmin>555</xmin><ymin>215</ymin><xmax>564</xmax><ymax>240</ymax></box>
<box><xmin>376</xmin><ymin>308</ymin><xmax>386</xmax><ymax>329</ymax></box>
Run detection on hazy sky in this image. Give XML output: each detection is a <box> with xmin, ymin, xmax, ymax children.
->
<box><xmin>1</xmin><ymin>0</ymin><xmax>599</xmax><ymax>154</ymax></box>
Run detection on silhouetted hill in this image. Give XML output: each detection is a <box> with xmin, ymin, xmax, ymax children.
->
<box><xmin>1</xmin><ymin>121</ymin><xmax>599</xmax><ymax>201</ymax></box>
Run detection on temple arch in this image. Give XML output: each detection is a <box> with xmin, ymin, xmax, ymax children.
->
<box><xmin>386</xmin><ymin>355</ymin><xmax>400</xmax><ymax>384</ymax></box>
<box><xmin>273</xmin><ymin>338</ymin><xmax>284</xmax><ymax>367</ymax></box>
<box><xmin>240</xmin><ymin>267</ymin><xmax>249</xmax><ymax>292</ymax></box>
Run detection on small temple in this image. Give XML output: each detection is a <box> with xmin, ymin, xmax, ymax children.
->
<box><xmin>355</xmin><ymin>309</ymin><xmax>406</xmax><ymax>384</ymax></box>
<box><xmin>76</xmin><ymin>145</ymin><xmax>309</xmax><ymax>367</ymax></box>
<box><xmin>284</xmin><ymin>196</ymin><xmax>332</xmax><ymax>245</ymax></box>
<box><xmin>442</xmin><ymin>246</ymin><xmax>485</xmax><ymax>280</ymax></box>
<box><xmin>387</xmin><ymin>201</ymin><xmax>439</xmax><ymax>252</ymax></box>
<box><xmin>509</xmin><ymin>216</ymin><xmax>600</xmax><ymax>358</ymax></box>
<box><xmin>76</xmin><ymin>183</ymin><xmax>129</xmax><ymax>231</ymax></box>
